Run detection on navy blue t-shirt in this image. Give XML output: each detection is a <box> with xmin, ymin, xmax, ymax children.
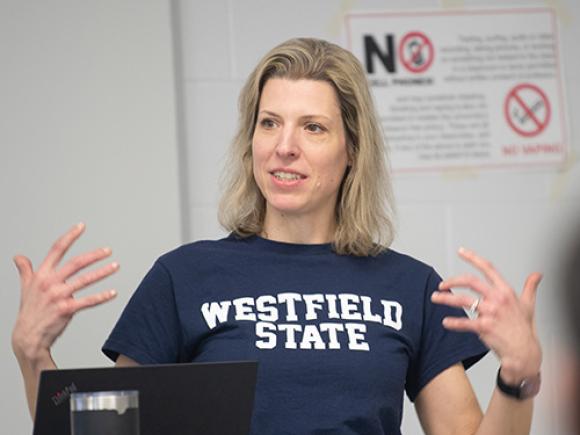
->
<box><xmin>103</xmin><ymin>235</ymin><xmax>487</xmax><ymax>434</ymax></box>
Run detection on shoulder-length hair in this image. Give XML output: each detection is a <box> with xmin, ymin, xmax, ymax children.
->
<box><xmin>218</xmin><ymin>38</ymin><xmax>395</xmax><ymax>256</ymax></box>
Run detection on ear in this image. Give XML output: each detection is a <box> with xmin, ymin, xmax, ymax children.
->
<box><xmin>346</xmin><ymin>144</ymin><xmax>354</xmax><ymax>167</ymax></box>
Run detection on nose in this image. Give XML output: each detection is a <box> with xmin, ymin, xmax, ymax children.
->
<box><xmin>275</xmin><ymin>126</ymin><xmax>300</xmax><ymax>159</ymax></box>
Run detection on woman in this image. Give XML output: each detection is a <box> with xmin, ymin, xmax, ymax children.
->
<box><xmin>13</xmin><ymin>38</ymin><xmax>542</xmax><ymax>434</ymax></box>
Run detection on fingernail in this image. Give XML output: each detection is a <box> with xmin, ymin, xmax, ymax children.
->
<box><xmin>109</xmin><ymin>289</ymin><xmax>117</xmax><ymax>297</ymax></box>
<box><xmin>458</xmin><ymin>246</ymin><xmax>466</xmax><ymax>254</ymax></box>
<box><xmin>76</xmin><ymin>222</ymin><xmax>85</xmax><ymax>230</ymax></box>
<box><xmin>111</xmin><ymin>262</ymin><xmax>119</xmax><ymax>269</ymax></box>
<box><xmin>102</xmin><ymin>247</ymin><xmax>112</xmax><ymax>255</ymax></box>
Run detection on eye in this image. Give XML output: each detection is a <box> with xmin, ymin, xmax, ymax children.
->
<box><xmin>305</xmin><ymin>123</ymin><xmax>325</xmax><ymax>133</ymax></box>
<box><xmin>259</xmin><ymin>118</ymin><xmax>277</xmax><ymax>129</ymax></box>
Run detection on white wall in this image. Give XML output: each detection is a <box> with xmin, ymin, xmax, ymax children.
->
<box><xmin>177</xmin><ymin>0</ymin><xmax>579</xmax><ymax>433</ymax></box>
<box><xmin>0</xmin><ymin>1</ymin><xmax>181</xmax><ymax>433</ymax></box>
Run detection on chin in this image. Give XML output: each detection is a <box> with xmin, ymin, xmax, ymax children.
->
<box><xmin>268</xmin><ymin>201</ymin><xmax>307</xmax><ymax>215</ymax></box>
<box><xmin>262</xmin><ymin>194</ymin><xmax>307</xmax><ymax>214</ymax></box>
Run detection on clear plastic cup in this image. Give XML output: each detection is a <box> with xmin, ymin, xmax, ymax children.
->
<box><xmin>70</xmin><ymin>390</ymin><xmax>140</xmax><ymax>435</ymax></box>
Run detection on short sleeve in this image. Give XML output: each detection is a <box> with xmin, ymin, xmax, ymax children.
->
<box><xmin>405</xmin><ymin>269</ymin><xmax>488</xmax><ymax>401</ymax></box>
<box><xmin>102</xmin><ymin>260</ymin><xmax>183</xmax><ymax>364</ymax></box>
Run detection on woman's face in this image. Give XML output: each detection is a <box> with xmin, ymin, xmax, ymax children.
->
<box><xmin>252</xmin><ymin>78</ymin><xmax>349</xmax><ymax>223</ymax></box>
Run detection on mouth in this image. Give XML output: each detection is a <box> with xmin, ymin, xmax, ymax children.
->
<box><xmin>269</xmin><ymin>170</ymin><xmax>307</xmax><ymax>181</ymax></box>
<box><xmin>268</xmin><ymin>169</ymin><xmax>308</xmax><ymax>188</ymax></box>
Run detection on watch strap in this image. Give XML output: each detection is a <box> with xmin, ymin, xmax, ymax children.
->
<box><xmin>496</xmin><ymin>368</ymin><xmax>541</xmax><ymax>400</ymax></box>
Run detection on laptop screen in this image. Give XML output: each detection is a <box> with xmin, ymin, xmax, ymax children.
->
<box><xmin>34</xmin><ymin>361</ymin><xmax>257</xmax><ymax>435</ymax></box>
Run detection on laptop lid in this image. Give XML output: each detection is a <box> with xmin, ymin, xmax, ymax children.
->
<box><xmin>34</xmin><ymin>361</ymin><xmax>258</xmax><ymax>435</ymax></box>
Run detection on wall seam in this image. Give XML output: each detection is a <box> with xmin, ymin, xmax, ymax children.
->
<box><xmin>169</xmin><ymin>0</ymin><xmax>192</xmax><ymax>243</ymax></box>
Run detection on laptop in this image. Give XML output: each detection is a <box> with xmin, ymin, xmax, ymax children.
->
<box><xmin>34</xmin><ymin>361</ymin><xmax>258</xmax><ymax>435</ymax></box>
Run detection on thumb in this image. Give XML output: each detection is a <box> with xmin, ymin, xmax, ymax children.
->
<box><xmin>13</xmin><ymin>255</ymin><xmax>33</xmax><ymax>287</ymax></box>
<box><xmin>520</xmin><ymin>272</ymin><xmax>542</xmax><ymax>318</ymax></box>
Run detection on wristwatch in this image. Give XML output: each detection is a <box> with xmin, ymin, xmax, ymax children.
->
<box><xmin>496</xmin><ymin>368</ymin><xmax>541</xmax><ymax>400</ymax></box>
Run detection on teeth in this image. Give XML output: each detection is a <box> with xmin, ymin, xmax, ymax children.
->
<box><xmin>273</xmin><ymin>171</ymin><xmax>302</xmax><ymax>181</ymax></box>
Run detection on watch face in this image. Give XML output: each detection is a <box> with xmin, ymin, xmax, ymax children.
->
<box><xmin>520</xmin><ymin>374</ymin><xmax>541</xmax><ymax>398</ymax></box>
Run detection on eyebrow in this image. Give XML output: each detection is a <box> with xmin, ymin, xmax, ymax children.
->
<box><xmin>258</xmin><ymin>110</ymin><xmax>333</xmax><ymax>123</ymax></box>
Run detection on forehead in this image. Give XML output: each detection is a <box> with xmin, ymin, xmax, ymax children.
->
<box><xmin>258</xmin><ymin>78</ymin><xmax>341</xmax><ymax>117</ymax></box>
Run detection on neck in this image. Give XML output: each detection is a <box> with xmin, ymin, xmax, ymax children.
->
<box><xmin>261</xmin><ymin>207</ymin><xmax>336</xmax><ymax>244</ymax></box>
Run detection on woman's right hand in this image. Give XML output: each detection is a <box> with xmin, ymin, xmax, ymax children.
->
<box><xmin>11</xmin><ymin>223</ymin><xmax>119</xmax><ymax>363</ymax></box>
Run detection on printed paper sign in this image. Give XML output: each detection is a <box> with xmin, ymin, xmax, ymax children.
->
<box><xmin>346</xmin><ymin>8</ymin><xmax>567</xmax><ymax>172</ymax></box>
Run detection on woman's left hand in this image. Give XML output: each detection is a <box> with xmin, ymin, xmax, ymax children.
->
<box><xmin>431</xmin><ymin>247</ymin><xmax>543</xmax><ymax>384</ymax></box>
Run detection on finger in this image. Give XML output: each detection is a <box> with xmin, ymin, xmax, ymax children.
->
<box><xmin>13</xmin><ymin>255</ymin><xmax>34</xmax><ymax>287</ymax></box>
<box><xmin>39</xmin><ymin>223</ymin><xmax>85</xmax><ymax>272</ymax></box>
<box><xmin>65</xmin><ymin>262</ymin><xmax>120</xmax><ymax>296</ymax></box>
<box><xmin>56</xmin><ymin>247</ymin><xmax>112</xmax><ymax>281</ymax></box>
<box><xmin>438</xmin><ymin>273</ymin><xmax>493</xmax><ymax>297</ymax></box>
<box><xmin>431</xmin><ymin>291</ymin><xmax>476</xmax><ymax>310</ymax></box>
<box><xmin>520</xmin><ymin>272</ymin><xmax>542</xmax><ymax>317</ymax></box>
<box><xmin>73</xmin><ymin>289</ymin><xmax>118</xmax><ymax>313</ymax></box>
<box><xmin>441</xmin><ymin>316</ymin><xmax>480</xmax><ymax>333</ymax></box>
<box><xmin>458</xmin><ymin>247</ymin><xmax>506</xmax><ymax>289</ymax></box>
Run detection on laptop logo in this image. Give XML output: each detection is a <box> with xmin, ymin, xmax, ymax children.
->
<box><xmin>51</xmin><ymin>383</ymin><xmax>77</xmax><ymax>406</ymax></box>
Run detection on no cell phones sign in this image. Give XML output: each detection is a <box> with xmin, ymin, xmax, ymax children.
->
<box><xmin>399</xmin><ymin>31</ymin><xmax>434</xmax><ymax>73</ymax></box>
<box><xmin>346</xmin><ymin>8</ymin><xmax>566</xmax><ymax>170</ymax></box>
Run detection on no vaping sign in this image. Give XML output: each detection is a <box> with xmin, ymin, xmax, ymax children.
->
<box><xmin>504</xmin><ymin>83</ymin><xmax>551</xmax><ymax>137</ymax></box>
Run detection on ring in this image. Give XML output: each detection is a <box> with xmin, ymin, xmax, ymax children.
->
<box><xmin>468</xmin><ymin>298</ymin><xmax>480</xmax><ymax>314</ymax></box>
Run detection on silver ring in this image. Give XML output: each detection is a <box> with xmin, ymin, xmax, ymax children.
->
<box><xmin>468</xmin><ymin>298</ymin><xmax>480</xmax><ymax>314</ymax></box>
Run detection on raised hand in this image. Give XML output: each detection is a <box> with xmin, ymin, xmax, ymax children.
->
<box><xmin>11</xmin><ymin>223</ymin><xmax>119</xmax><ymax>361</ymax></box>
<box><xmin>431</xmin><ymin>247</ymin><xmax>542</xmax><ymax>383</ymax></box>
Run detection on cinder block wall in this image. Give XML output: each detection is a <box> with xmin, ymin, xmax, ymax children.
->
<box><xmin>1</xmin><ymin>1</ymin><xmax>181</xmax><ymax>432</ymax></box>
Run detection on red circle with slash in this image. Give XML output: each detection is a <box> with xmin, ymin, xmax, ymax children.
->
<box><xmin>504</xmin><ymin>83</ymin><xmax>551</xmax><ymax>137</ymax></box>
<box><xmin>398</xmin><ymin>31</ymin><xmax>434</xmax><ymax>73</ymax></box>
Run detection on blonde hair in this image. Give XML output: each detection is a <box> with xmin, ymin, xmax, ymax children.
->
<box><xmin>218</xmin><ymin>38</ymin><xmax>395</xmax><ymax>256</ymax></box>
